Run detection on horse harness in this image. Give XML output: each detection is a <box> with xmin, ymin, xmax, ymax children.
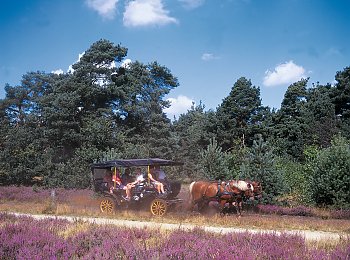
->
<box><xmin>202</xmin><ymin>180</ymin><xmax>240</xmax><ymax>202</ymax></box>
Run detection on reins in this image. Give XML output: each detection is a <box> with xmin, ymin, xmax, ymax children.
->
<box><xmin>216</xmin><ymin>181</ymin><xmax>235</xmax><ymax>197</ymax></box>
<box><xmin>201</xmin><ymin>180</ymin><xmax>240</xmax><ymax>201</ymax></box>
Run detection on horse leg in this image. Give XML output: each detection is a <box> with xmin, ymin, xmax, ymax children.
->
<box><xmin>235</xmin><ymin>203</ymin><xmax>241</xmax><ymax>217</ymax></box>
<box><xmin>189</xmin><ymin>198</ymin><xmax>203</xmax><ymax>213</ymax></box>
<box><xmin>198</xmin><ymin>200</ymin><xmax>210</xmax><ymax>214</ymax></box>
<box><xmin>230</xmin><ymin>201</ymin><xmax>241</xmax><ymax>217</ymax></box>
<box><xmin>227</xmin><ymin>201</ymin><xmax>236</xmax><ymax>214</ymax></box>
<box><xmin>219</xmin><ymin>200</ymin><xmax>227</xmax><ymax>213</ymax></box>
<box><xmin>188</xmin><ymin>198</ymin><xmax>195</xmax><ymax>212</ymax></box>
<box><xmin>193</xmin><ymin>200</ymin><xmax>203</xmax><ymax>212</ymax></box>
<box><xmin>198</xmin><ymin>200</ymin><xmax>205</xmax><ymax>212</ymax></box>
<box><xmin>188</xmin><ymin>197</ymin><xmax>199</xmax><ymax>212</ymax></box>
<box><xmin>236</xmin><ymin>201</ymin><xmax>243</xmax><ymax>217</ymax></box>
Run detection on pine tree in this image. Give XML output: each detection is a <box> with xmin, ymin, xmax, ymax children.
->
<box><xmin>240</xmin><ymin>135</ymin><xmax>284</xmax><ymax>203</ymax></box>
<box><xmin>172</xmin><ymin>102</ymin><xmax>213</xmax><ymax>178</ymax></box>
<box><xmin>216</xmin><ymin>77</ymin><xmax>269</xmax><ymax>151</ymax></box>
<box><xmin>273</xmin><ymin>79</ymin><xmax>308</xmax><ymax>159</ymax></box>
<box><xmin>199</xmin><ymin>138</ymin><xmax>229</xmax><ymax>180</ymax></box>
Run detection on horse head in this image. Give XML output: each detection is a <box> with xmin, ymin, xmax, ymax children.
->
<box><xmin>250</xmin><ymin>181</ymin><xmax>263</xmax><ymax>199</ymax></box>
<box><xmin>227</xmin><ymin>180</ymin><xmax>254</xmax><ymax>200</ymax></box>
<box><xmin>244</xmin><ymin>187</ymin><xmax>255</xmax><ymax>200</ymax></box>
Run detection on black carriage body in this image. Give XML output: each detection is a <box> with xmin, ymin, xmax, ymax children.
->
<box><xmin>91</xmin><ymin>158</ymin><xmax>183</xmax><ymax>215</ymax></box>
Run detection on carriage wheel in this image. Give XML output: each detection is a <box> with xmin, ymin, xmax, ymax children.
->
<box><xmin>150</xmin><ymin>199</ymin><xmax>167</xmax><ymax>216</ymax></box>
<box><xmin>100</xmin><ymin>197</ymin><xmax>115</xmax><ymax>214</ymax></box>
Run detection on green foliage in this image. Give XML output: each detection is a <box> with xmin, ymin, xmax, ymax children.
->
<box><xmin>308</xmin><ymin>135</ymin><xmax>350</xmax><ymax>208</ymax></box>
<box><xmin>172</xmin><ymin>102</ymin><xmax>213</xmax><ymax>178</ymax></box>
<box><xmin>0</xmin><ymin>125</ymin><xmax>48</xmax><ymax>185</ymax></box>
<box><xmin>240</xmin><ymin>135</ymin><xmax>284</xmax><ymax>204</ymax></box>
<box><xmin>215</xmin><ymin>77</ymin><xmax>269</xmax><ymax>150</ymax></box>
<box><xmin>199</xmin><ymin>138</ymin><xmax>229</xmax><ymax>180</ymax></box>
<box><xmin>275</xmin><ymin>157</ymin><xmax>309</xmax><ymax>205</ymax></box>
<box><xmin>331</xmin><ymin>66</ymin><xmax>350</xmax><ymax>139</ymax></box>
<box><xmin>272</xmin><ymin>79</ymin><xmax>308</xmax><ymax>159</ymax></box>
<box><xmin>99</xmin><ymin>147</ymin><xmax>123</xmax><ymax>162</ymax></box>
<box><xmin>42</xmin><ymin>146</ymin><xmax>100</xmax><ymax>189</ymax></box>
<box><xmin>304</xmin><ymin>84</ymin><xmax>338</xmax><ymax>147</ymax></box>
<box><xmin>0</xmin><ymin>39</ymin><xmax>181</xmax><ymax>188</ymax></box>
<box><xmin>226</xmin><ymin>139</ymin><xmax>249</xmax><ymax>179</ymax></box>
<box><xmin>332</xmin><ymin>66</ymin><xmax>350</xmax><ymax>118</ymax></box>
<box><xmin>0</xmin><ymin>36</ymin><xmax>349</xmax><ymax>208</ymax></box>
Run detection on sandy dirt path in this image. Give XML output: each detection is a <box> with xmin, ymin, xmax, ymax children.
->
<box><xmin>8</xmin><ymin>212</ymin><xmax>346</xmax><ymax>242</ymax></box>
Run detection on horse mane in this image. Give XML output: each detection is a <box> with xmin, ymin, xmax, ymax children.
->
<box><xmin>230</xmin><ymin>180</ymin><xmax>253</xmax><ymax>191</ymax></box>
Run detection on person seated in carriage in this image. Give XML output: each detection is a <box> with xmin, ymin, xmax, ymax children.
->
<box><xmin>104</xmin><ymin>168</ymin><xmax>134</xmax><ymax>201</ymax></box>
<box><xmin>102</xmin><ymin>170</ymin><xmax>114</xmax><ymax>192</ymax></box>
<box><xmin>149</xmin><ymin>166</ymin><xmax>165</xmax><ymax>194</ymax></box>
<box><xmin>133</xmin><ymin>167</ymin><xmax>147</xmax><ymax>184</ymax></box>
<box><xmin>153</xmin><ymin>165</ymin><xmax>168</xmax><ymax>184</ymax></box>
<box><xmin>133</xmin><ymin>167</ymin><xmax>165</xmax><ymax>195</ymax></box>
<box><xmin>121</xmin><ymin>168</ymin><xmax>134</xmax><ymax>185</ymax></box>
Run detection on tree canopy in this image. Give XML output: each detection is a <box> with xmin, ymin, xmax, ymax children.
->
<box><xmin>0</xmin><ymin>39</ymin><xmax>349</xmax><ymax>209</ymax></box>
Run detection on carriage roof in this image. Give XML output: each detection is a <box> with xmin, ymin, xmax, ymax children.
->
<box><xmin>91</xmin><ymin>158</ymin><xmax>183</xmax><ymax>169</ymax></box>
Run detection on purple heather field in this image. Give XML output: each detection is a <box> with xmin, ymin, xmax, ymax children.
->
<box><xmin>0</xmin><ymin>213</ymin><xmax>349</xmax><ymax>259</ymax></box>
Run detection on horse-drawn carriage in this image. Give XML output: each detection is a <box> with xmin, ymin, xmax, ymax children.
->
<box><xmin>91</xmin><ymin>158</ymin><xmax>183</xmax><ymax>216</ymax></box>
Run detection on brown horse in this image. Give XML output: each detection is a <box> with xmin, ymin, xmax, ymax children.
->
<box><xmin>189</xmin><ymin>180</ymin><xmax>254</xmax><ymax>215</ymax></box>
<box><xmin>248</xmin><ymin>181</ymin><xmax>263</xmax><ymax>199</ymax></box>
<box><xmin>229</xmin><ymin>180</ymin><xmax>263</xmax><ymax>214</ymax></box>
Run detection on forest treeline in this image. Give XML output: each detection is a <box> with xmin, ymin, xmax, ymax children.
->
<box><xmin>1</xmin><ymin>39</ymin><xmax>349</xmax><ymax>208</ymax></box>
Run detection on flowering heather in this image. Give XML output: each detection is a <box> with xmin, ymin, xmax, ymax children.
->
<box><xmin>0</xmin><ymin>185</ymin><xmax>93</xmax><ymax>203</ymax></box>
<box><xmin>0</xmin><ymin>213</ymin><xmax>349</xmax><ymax>260</ymax></box>
<box><xmin>0</xmin><ymin>214</ymin><xmax>74</xmax><ymax>259</ymax></box>
<box><xmin>160</xmin><ymin>228</ymin><xmax>318</xmax><ymax>259</ymax></box>
<box><xmin>0</xmin><ymin>186</ymin><xmax>51</xmax><ymax>202</ymax></box>
<box><xmin>257</xmin><ymin>204</ymin><xmax>314</xmax><ymax>217</ymax></box>
<box><xmin>330</xmin><ymin>209</ymin><xmax>350</xmax><ymax>220</ymax></box>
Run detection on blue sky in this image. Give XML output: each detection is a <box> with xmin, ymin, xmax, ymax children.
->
<box><xmin>1</xmin><ymin>0</ymin><xmax>349</xmax><ymax>118</ymax></box>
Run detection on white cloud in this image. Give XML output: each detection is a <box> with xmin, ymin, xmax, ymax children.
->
<box><xmin>263</xmin><ymin>60</ymin><xmax>307</xmax><ymax>87</ymax></box>
<box><xmin>179</xmin><ymin>0</ymin><xmax>205</xmax><ymax>9</ymax></box>
<box><xmin>164</xmin><ymin>95</ymin><xmax>194</xmax><ymax>119</ymax></box>
<box><xmin>121</xmin><ymin>58</ymin><xmax>132</xmax><ymax>68</ymax></box>
<box><xmin>201</xmin><ymin>53</ymin><xmax>219</xmax><ymax>61</ymax></box>
<box><xmin>86</xmin><ymin>0</ymin><xmax>119</xmax><ymax>20</ymax></box>
<box><xmin>123</xmin><ymin>0</ymin><xmax>178</xmax><ymax>27</ymax></box>
<box><xmin>51</xmin><ymin>69</ymin><xmax>64</xmax><ymax>75</ymax></box>
<box><xmin>68</xmin><ymin>52</ymin><xmax>85</xmax><ymax>73</ymax></box>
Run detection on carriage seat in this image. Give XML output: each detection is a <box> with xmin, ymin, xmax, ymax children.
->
<box><xmin>93</xmin><ymin>178</ymin><xmax>108</xmax><ymax>192</ymax></box>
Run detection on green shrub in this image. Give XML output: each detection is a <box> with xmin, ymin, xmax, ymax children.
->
<box><xmin>308</xmin><ymin>135</ymin><xmax>350</xmax><ymax>208</ymax></box>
